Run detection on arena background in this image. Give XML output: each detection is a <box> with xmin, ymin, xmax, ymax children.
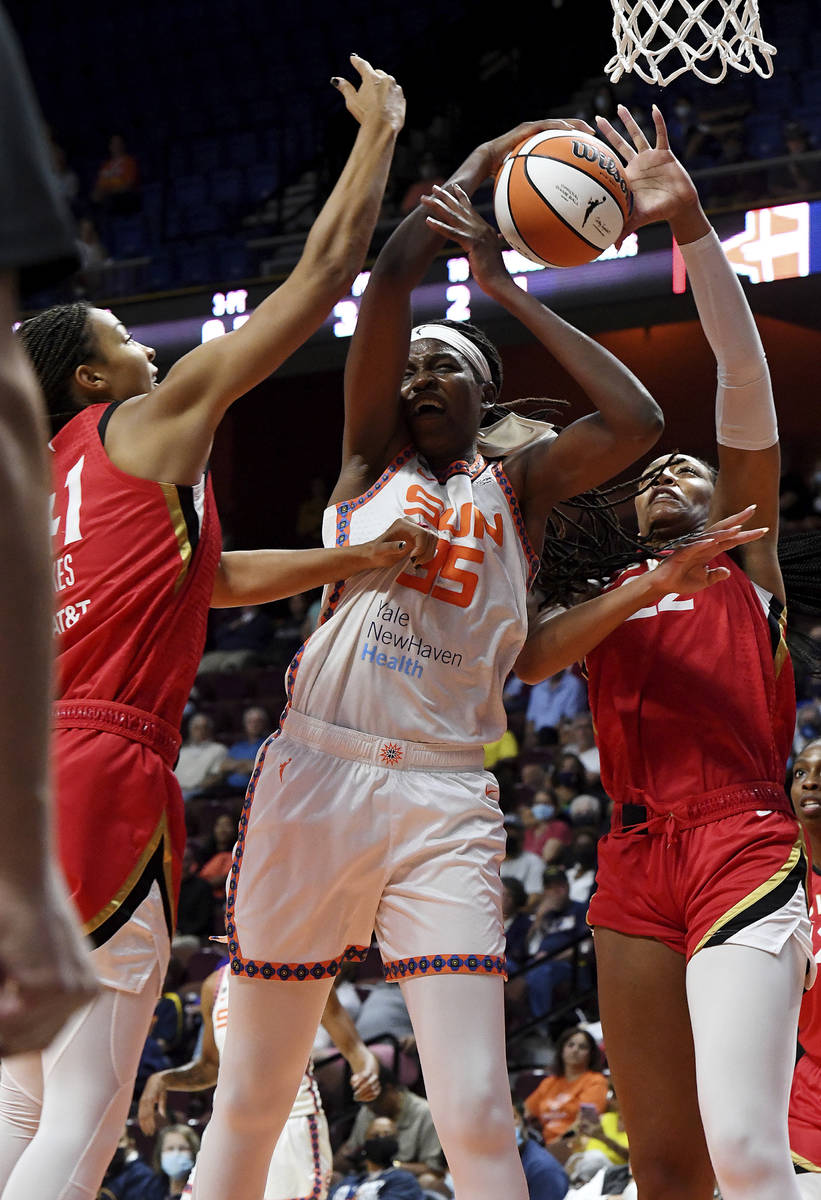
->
<box><xmin>7</xmin><ymin>0</ymin><xmax>819</xmax><ymax>551</ymax></box>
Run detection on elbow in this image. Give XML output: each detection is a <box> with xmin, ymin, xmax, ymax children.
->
<box><xmin>513</xmin><ymin>649</ymin><xmax>542</xmax><ymax>686</ymax></box>
<box><xmin>630</xmin><ymin>397</ymin><xmax>664</xmax><ymax>449</ymax></box>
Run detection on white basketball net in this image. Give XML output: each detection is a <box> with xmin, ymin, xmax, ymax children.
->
<box><xmin>606</xmin><ymin>0</ymin><xmax>776</xmax><ymax>86</ymax></box>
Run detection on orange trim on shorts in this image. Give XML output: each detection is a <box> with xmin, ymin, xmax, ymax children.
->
<box><xmin>383</xmin><ymin>953</ymin><xmax>507</xmax><ymax>981</ymax></box>
<box><xmin>228</xmin><ymin>944</ymin><xmax>370</xmax><ymax>982</ymax></box>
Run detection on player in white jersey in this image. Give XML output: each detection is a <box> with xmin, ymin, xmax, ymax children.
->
<box><xmin>139</xmin><ymin>966</ymin><xmax>379</xmax><ymax>1200</ymax></box>
<box><xmin>192</xmin><ymin>118</ymin><xmax>663</xmax><ymax>1200</ymax></box>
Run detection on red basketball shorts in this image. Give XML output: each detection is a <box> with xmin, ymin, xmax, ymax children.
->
<box><xmin>790</xmin><ymin>1051</ymin><xmax>821</xmax><ymax>1173</ymax></box>
<box><xmin>588</xmin><ymin>808</ymin><xmax>808</xmax><ymax>961</ymax></box>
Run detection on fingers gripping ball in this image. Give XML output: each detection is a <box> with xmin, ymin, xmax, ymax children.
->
<box><xmin>493</xmin><ymin>130</ymin><xmax>633</xmax><ymax>267</ymax></box>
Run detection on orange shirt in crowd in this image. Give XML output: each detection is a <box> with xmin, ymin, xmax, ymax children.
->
<box><xmin>524</xmin><ymin>1070</ymin><xmax>609</xmax><ymax>1142</ymax></box>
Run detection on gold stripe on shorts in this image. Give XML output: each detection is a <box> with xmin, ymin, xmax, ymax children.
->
<box><xmin>694</xmin><ymin>836</ymin><xmax>806</xmax><ymax>955</ymax></box>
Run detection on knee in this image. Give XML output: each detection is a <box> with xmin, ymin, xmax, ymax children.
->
<box><xmin>434</xmin><ymin>1086</ymin><xmax>513</xmax><ymax>1159</ymax></box>
<box><xmin>630</xmin><ymin>1148</ymin><xmax>714</xmax><ymax>1200</ymax></box>
<box><xmin>708</xmin><ymin>1126</ymin><xmax>788</xmax><ymax>1193</ymax></box>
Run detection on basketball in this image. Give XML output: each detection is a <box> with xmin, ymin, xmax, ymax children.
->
<box><xmin>493</xmin><ymin>130</ymin><xmax>633</xmax><ymax>268</ymax></box>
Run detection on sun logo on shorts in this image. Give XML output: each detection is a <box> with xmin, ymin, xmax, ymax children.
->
<box><xmin>380</xmin><ymin>742</ymin><xmax>403</xmax><ymax>766</ymax></box>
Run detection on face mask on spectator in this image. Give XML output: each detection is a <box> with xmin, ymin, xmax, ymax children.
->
<box><xmin>532</xmin><ymin>803</ymin><xmax>555</xmax><ymax>821</ymax></box>
<box><xmin>363</xmin><ymin>1136</ymin><xmax>399</xmax><ymax>1167</ymax></box>
<box><xmin>162</xmin><ymin>1150</ymin><xmax>194</xmax><ymax>1178</ymax></box>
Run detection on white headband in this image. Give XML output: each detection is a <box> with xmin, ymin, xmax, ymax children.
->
<box><xmin>411</xmin><ymin>323</ymin><xmax>492</xmax><ymax>385</ymax></box>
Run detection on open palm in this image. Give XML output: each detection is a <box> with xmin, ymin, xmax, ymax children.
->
<box><xmin>595</xmin><ymin>105</ymin><xmax>699</xmax><ymax>238</ymax></box>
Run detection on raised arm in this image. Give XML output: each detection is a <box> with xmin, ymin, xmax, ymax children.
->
<box><xmin>515</xmin><ymin>513</ymin><xmax>766</xmax><ymax>681</ymax></box>
<box><xmin>596</xmin><ymin>105</ymin><xmax>783</xmax><ymax>600</ymax></box>
<box><xmin>337</xmin><ymin>120</ymin><xmax>576</xmax><ymax>487</ymax></box>
<box><xmin>106</xmin><ymin>57</ymin><xmax>405</xmax><ymax>485</ymax></box>
<box><xmin>420</xmin><ymin>185</ymin><xmax>663</xmax><ymax>544</ymax></box>
<box><xmin>211</xmin><ymin>518</ymin><xmax>438</xmax><ymax>606</ymax></box>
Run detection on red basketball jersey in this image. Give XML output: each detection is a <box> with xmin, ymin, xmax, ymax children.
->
<box><xmin>51</xmin><ymin>403</ymin><xmax>220</xmax><ymax>722</ymax></box>
<box><xmin>798</xmin><ymin>864</ymin><xmax>821</xmax><ymax>1062</ymax></box>
<box><xmin>49</xmin><ymin>403</ymin><xmax>221</xmax><ymax>934</ymax></box>
<box><xmin>585</xmin><ymin>553</ymin><xmax>795</xmax><ymax>817</ymax></box>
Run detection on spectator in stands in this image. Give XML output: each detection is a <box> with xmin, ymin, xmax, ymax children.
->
<box><xmin>198</xmin><ymin>812</ymin><xmax>238</xmax><ymax>897</ymax></box>
<box><xmin>553</xmin><ymin>752</ymin><xmax>589</xmax><ymax>812</ymax></box>
<box><xmin>152</xmin><ymin>957</ymin><xmax>186</xmax><ymax>1061</ymax></box>
<box><xmin>512</xmin><ymin>1098</ymin><xmax>570</xmax><ymax>1200</ymax></box>
<box><xmin>565</xmin><ymin>829</ymin><xmax>599</xmax><ymax>906</ymax></box>
<box><xmin>515</xmin><ymin>762</ymin><xmax>550</xmax><ymax>810</ymax></box>
<box><xmin>98</xmin><ymin>1127</ymin><xmax>165</xmax><ymax>1200</ymax></box>
<box><xmin>562</xmin><ymin>713</ymin><xmax>600</xmax><ymax>785</ymax></box>
<box><xmin>91</xmin><ymin>133</ymin><xmax>140</xmax><ymax>214</ymax></box>
<box><xmin>522</xmin><ymin>789</ymin><xmax>573</xmax><ymax>864</ymax></box>
<box><xmin>174</xmin><ymin>844</ymin><xmax>215</xmax><ymax>942</ymax></box>
<box><xmin>173</xmin><ymin>713</ymin><xmax>228</xmax><ymax>801</ymax></box>
<box><xmin>49</xmin><ymin>140</ymin><xmax>79</xmax><ymax>211</ymax></box>
<box><xmin>74</xmin><ymin>216</ymin><xmax>108</xmax><ymax>295</ymax></box>
<box><xmin>770</xmin><ymin>122</ymin><xmax>821</xmax><ymax>197</ymax></box>
<box><xmin>525</xmin><ymin>669</ymin><xmax>587</xmax><ymax>746</ymax></box>
<box><xmin>269</xmin><ymin>592</ymin><xmax>312</xmax><ymax>665</ymax></box>
<box><xmin>331</xmin><ymin>1116</ymin><xmax>424</xmax><ymax>1199</ymax></box>
<box><xmin>503</xmin><ymin>814</ymin><xmax>546</xmax><ymax>897</ymax></box>
<box><xmin>355</xmin><ymin>979</ymin><xmax>415</xmax><ymax>1048</ymax></box>
<box><xmin>484</xmin><ymin>723</ymin><xmax>519</xmax><ymax>769</ymax></box>
<box><xmin>210</xmin><ymin>704</ymin><xmax>271</xmax><ymax>794</ymax></box>
<box><xmin>524</xmin><ymin>866</ymin><xmax>590</xmax><ymax>1022</ymax></box>
<box><xmin>198</xmin><ymin>604</ymin><xmax>273</xmax><ymax>673</ymax></box>
<box><xmin>335</xmin><ymin>1064</ymin><xmax>445</xmax><ymax>1180</ymax></box>
<box><xmin>524</xmin><ymin>1027</ymin><xmax>608</xmax><ymax>1151</ymax></box>
<box><xmin>502</xmin><ymin>876</ymin><xmax>532</xmax><ymax>971</ymax></box>
<box><xmin>568</xmin><ymin>1085</ymin><xmax>630</xmax><ymax>1182</ymax></box>
<box><xmin>154</xmin><ymin>1124</ymin><xmax>199</xmax><ymax>1198</ymax></box>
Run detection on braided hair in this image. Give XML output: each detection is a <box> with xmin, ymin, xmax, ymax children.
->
<box><xmin>536</xmin><ymin>453</ymin><xmax>821</xmax><ymax>670</ymax></box>
<box><xmin>17</xmin><ymin>301</ymin><xmax>100</xmax><ymax>435</ymax></box>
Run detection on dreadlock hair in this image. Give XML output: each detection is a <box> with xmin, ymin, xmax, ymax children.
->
<box><xmin>432</xmin><ymin>318</ymin><xmax>503</xmax><ymax>395</ymax></box>
<box><xmin>537</xmin><ymin>450</ymin><xmax>821</xmax><ymax>671</ymax></box>
<box><xmin>17</xmin><ymin>301</ymin><xmax>99</xmax><ymax>435</ymax></box>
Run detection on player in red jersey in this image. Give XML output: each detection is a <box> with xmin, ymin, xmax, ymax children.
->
<box><xmin>516</xmin><ymin>107</ymin><xmax>810</xmax><ymax>1200</ymax></box>
<box><xmin>0</xmin><ymin>58</ymin><xmax>418</xmax><ymax>1200</ymax></box>
<box><xmin>789</xmin><ymin>738</ymin><xmax>821</xmax><ymax>1196</ymax></box>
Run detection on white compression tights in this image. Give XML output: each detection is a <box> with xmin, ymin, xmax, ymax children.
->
<box><xmin>192</xmin><ymin>972</ymin><xmax>527</xmax><ymax>1200</ymax></box>
<box><xmin>686</xmin><ymin>940</ymin><xmax>805</xmax><ymax>1200</ymax></box>
<box><xmin>0</xmin><ymin>963</ymin><xmax>161</xmax><ymax>1200</ymax></box>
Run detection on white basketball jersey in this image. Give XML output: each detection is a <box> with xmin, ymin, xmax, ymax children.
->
<box><xmin>212</xmin><ymin>967</ymin><xmax>318</xmax><ymax>1117</ymax></box>
<box><xmin>288</xmin><ymin>449</ymin><xmax>539</xmax><ymax>745</ymax></box>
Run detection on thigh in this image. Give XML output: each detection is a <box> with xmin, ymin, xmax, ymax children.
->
<box><xmin>375</xmin><ymin>769</ymin><xmax>506</xmax><ymax>977</ymax></box>
<box><xmin>230</xmin><ymin>738</ymin><xmax>386</xmax><ymax>972</ymax></box>
<box><xmin>593</xmin><ymin>928</ymin><xmax>715</xmax><ymax>1197</ymax></box>
<box><xmin>687</xmin><ymin>940</ymin><xmax>803</xmax><ymax>1148</ymax></box>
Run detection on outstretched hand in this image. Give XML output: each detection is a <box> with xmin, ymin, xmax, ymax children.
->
<box><xmin>594</xmin><ymin>105</ymin><xmax>701</xmax><ymax>239</ymax></box>
<box><xmin>650</xmin><ymin>505</ymin><xmax>766</xmax><ymax>597</ymax></box>
<box><xmin>479</xmin><ymin>117</ymin><xmax>596</xmax><ymax>179</ymax></box>
<box><xmin>332</xmin><ymin>54</ymin><xmax>405</xmax><ymax>132</ymax></box>
<box><xmin>421</xmin><ymin>184</ymin><xmax>511</xmax><ymax>294</ymax></box>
